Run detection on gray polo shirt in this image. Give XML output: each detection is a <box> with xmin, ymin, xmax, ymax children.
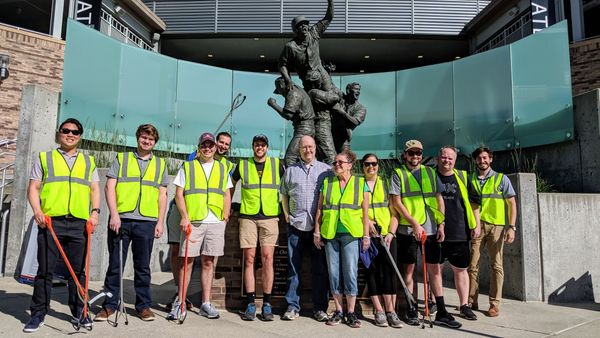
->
<box><xmin>30</xmin><ymin>148</ymin><xmax>100</xmax><ymax>182</ymax></box>
<box><xmin>389</xmin><ymin>165</ymin><xmax>443</xmax><ymax>236</ymax></box>
<box><xmin>106</xmin><ymin>152</ymin><xmax>169</xmax><ymax>221</ymax></box>
<box><xmin>280</xmin><ymin>159</ymin><xmax>332</xmax><ymax>232</ymax></box>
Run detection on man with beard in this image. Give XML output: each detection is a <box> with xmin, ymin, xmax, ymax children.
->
<box><xmin>468</xmin><ymin>147</ymin><xmax>517</xmax><ymax>318</ymax></box>
<box><xmin>278</xmin><ymin>0</ymin><xmax>336</xmax><ymax>93</ymax></box>
<box><xmin>215</xmin><ymin>131</ymin><xmax>235</xmax><ymax>176</ymax></box>
<box><xmin>268</xmin><ymin>77</ymin><xmax>315</xmax><ymax>166</ymax></box>
<box><xmin>331</xmin><ymin>82</ymin><xmax>367</xmax><ymax>153</ymax></box>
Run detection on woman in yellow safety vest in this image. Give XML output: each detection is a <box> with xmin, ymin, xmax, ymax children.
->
<box><xmin>314</xmin><ymin>149</ymin><xmax>370</xmax><ymax>328</ymax></box>
<box><xmin>362</xmin><ymin>153</ymin><xmax>404</xmax><ymax>328</ymax></box>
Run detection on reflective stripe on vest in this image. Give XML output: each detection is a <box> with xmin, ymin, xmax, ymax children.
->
<box><xmin>115</xmin><ymin>152</ymin><xmax>165</xmax><ymax>218</ymax></box>
<box><xmin>395</xmin><ymin>165</ymin><xmax>444</xmax><ymax>226</ymax></box>
<box><xmin>471</xmin><ymin>171</ymin><xmax>508</xmax><ymax>226</ymax></box>
<box><xmin>183</xmin><ymin>160</ymin><xmax>228</xmax><ymax>221</ymax></box>
<box><xmin>367</xmin><ymin>176</ymin><xmax>391</xmax><ymax>235</ymax></box>
<box><xmin>239</xmin><ymin>157</ymin><xmax>280</xmax><ymax>216</ymax></box>
<box><xmin>39</xmin><ymin>150</ymin><xmax>95</xmax><ymax>219</ymax></box>
<box><xmin>321</xmin><ymin>175</ymin><xmax>364</xmax><ymax>239</ymax></box>
<box><xmin>454</xmin><ymin>169</ymin><xmax>477</xmax><ymax>230</ymax></box>
<box><xmin>219</xmin><ymin>156</ymin><xmax>235</xmax><ymax>176</ymax></box>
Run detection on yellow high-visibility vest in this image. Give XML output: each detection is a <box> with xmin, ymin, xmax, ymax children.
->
<box><xmin>184</xmin><ymin>160</ymin><xmax>229</xmax><ymax>221</ymax></box>
<box><xmin>471</xmin><ymin>171</ymin><xmax>508</xmax><ymax>226</ymax></box>
<box><xmin>454</xmin><ymin>169</ymin><xmax>477</xmax><ymax>230</ymax></box>
<box><xmin>321</xmin><ymin>175</ymin><xmax>365</xmax><ymax>239</ymax></box>
<box><xmin>394</xmin><ymin>165</ymin><xmax>444</xmax><ymax>226</ymax></box>
<box><xmin>239</xmin><ymin>157</ymin><xmax>280</xmax><ymax>216</ymax></box>
<box><xmin>367</xmin><ymin>176</ymin><xmax>392</xmax><ymax>235</ymax></box>
<box><xmin>39</xmin><ymin>150</ymin><xmax>95</xmax><ymax>219</ymax></box>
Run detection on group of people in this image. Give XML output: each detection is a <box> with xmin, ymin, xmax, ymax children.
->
<box><xmin>23</xmin><ymin>117</ymin><xmax>517</xmax><ymax>333</ymax></box>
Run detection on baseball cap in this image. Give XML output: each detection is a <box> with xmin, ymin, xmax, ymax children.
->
<box><xmin>404</xmin><ymin>139</ymin><xmax>423</xmax><ymax>151</ymax></box>
<box><xmin>291</xmin><ymin>15</ymin><xmax>309</xmax><ymax>29</ymax></box>
<box><xmin>252</xmin><ymin>134</ymin><xmax>269</xmax><ymax>146</ymax></box>
<box><xmin>198</xmin><ymin>132</ymin><xmax>216</xmax><ymax>145</ymax></box>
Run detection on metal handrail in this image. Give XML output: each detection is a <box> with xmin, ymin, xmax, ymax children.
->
<box><xmin>0</xmin><ymin>138</ymin><xmax>16</xmax><ymax>277</ymax></box>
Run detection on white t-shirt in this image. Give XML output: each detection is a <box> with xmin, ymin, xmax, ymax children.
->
<box><xmin>173</xmin><ymin>160</ymin><xmax>233</xmax><ymax>223</ymax></box>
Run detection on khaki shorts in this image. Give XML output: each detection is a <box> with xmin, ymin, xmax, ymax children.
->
<box><xmin>179</xmin><ymin>221</ymin><xmax>226</xmax><ymax>257</ymax></box>
<box><xmin>239</xmin><ymin>218</ymin><xmax>279</xmax><ymax>248</ymax></box>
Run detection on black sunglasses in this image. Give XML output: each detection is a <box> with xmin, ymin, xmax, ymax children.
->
<box><xmin>59</xmin><ymin>128</ymin><xmax>82</xmax><ymax>136</ymax></box>
<box><xmin>363</xmin><ymin>161</ymin><xmax>378</xmax><ymax>167</ymax></box>
<box><xmin>406</xmin><ymin>150</ymin><xmax>422</xmax><ymax>156</ymax></box>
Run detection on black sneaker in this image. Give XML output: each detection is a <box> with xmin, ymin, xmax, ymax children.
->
<box><xmin>434</xmin><ymin>311</ymin><xmax>462</xmax><ymax>329</ymax></box>
<box><xmin>460</xmin><ymin>305</ymin><xmax>477</xmax><ymax>320</ymax></box>
<box><xmin>428</xmin><ymin>300</ymin><xmax>437</xmax><ymax>316</ymax></box>
<box><xmin>345</xmin><ymin>312</ymin><xmax>361</xmax><ymax>328</ymax></box>
<box><xmin>326</xmin><ymin>311</ymin><xmax>344</xmax><ymax>326</ymax></box>
<box><xmin>23</xmin><ymin>315</ymin><xmax>44</xmax><ymax>333</ymax></box>
<box><xmin>405</xmin><ymin>307</ymin><xmax>420</xmax><ymax>326</ymax></box>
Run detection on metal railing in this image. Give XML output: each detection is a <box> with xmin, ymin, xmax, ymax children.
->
<box><xmin>0</xmin><ymin>138</ymin><xmax>16</xmax><ymax>277</ymax></box>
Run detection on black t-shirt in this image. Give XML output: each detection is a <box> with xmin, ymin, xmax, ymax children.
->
<box><xmin>439</xmin><ymin>173</ymin><xmax>481</xmax><ymax>242</ymax></box>
<box><xmin>232</xmin><ymin>159</ymin><xmax>286</xmax><ymax>219</ymax></box>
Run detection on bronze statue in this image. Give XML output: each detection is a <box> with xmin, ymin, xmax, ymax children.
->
<box><xmin>332</xmin><ymin>82</ymin><xmax>367</xmax><ymax>152</ymax></box>
<box><xmin>305</xmin><ymin>70</ymin><xmax>336</xmax><ymax>164</ymax></box>
<box><xmin>268</xmin><ymin>77</ymin><xmax>315</xmax><ymax>166</ymax></box>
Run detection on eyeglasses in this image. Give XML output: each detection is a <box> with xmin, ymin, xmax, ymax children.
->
<box><xmin>406</xmin><ymin>150</ymin><xmax>423</xmax><ymax>157</ymax></box>
<box><xmin>363</xmin><ymin>162</ymin><xmax>378</xmax><ymax>167</ymax></box>
<box><xmin>333</xmin><ymin>160</ymin><xmax>350</xmax><ymax>166</ymax></box>
<box><xmin>59</xmin><ymin>128</ymin><xmax>82</xmax><ymax>136</ymax></box>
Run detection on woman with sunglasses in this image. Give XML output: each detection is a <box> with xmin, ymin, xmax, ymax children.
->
<box><xmin>361</xmin><ymin>153</ymin><xmax>404</xmax><ymax>328</ymax></box>
<box><xmin>314</xmin><ymin>149</ymin><xmax>370</xmax><ymax>328</ymax></box>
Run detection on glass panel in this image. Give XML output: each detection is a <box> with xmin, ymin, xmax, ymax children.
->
<box><xmin>232</xmin><ymin>71</ymin><xmax>286</xmax><ymax>158</ymax></box>
<box><xmin>511</xmin><ymin>20</ymin><xmax>574</xmax><ymax>148</ymax></box>
<box><xmin>61</xmin><ymin>20</ymin><xmax>120</xmax><ymax>143</ymax></box>
<box><xmin>116</xmin><ymin>45</ymin><xmax>178</xmax><ymax>151</ymax></box>
<box><xmin>175</xmin><ymin>61</ymin><xmax>233</xmax><ymax>154</ymax></box>
<box><xmin>340</xmin><ymin>72</ymin><xmax>396</xmax><ymax>159</ymax></box>
<box><xmin>453</xmin><ymin>45</ymin><xmax>514</xmax><ymax>155</ymax></box>
<box><xmin>396</xmin><ymin>63</ymin><xmax>454</xmax><ymax>158</ymax></box>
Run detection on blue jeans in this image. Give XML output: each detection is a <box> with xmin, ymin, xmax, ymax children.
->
<box><xmin>325</xmin><ymin>233</ymin><xmax>360</xmax><ymax>296</ymax></box>
<box><xmin>102</xmin><ymin>219</ymin><xmax>155</xmax><ymax>312</ymax></box>
<box><xmin>285</xmin><ymin>226</ymin><xmax>329</xmax><ymax>312</ymax></box>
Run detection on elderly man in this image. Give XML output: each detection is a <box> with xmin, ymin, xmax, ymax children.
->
<box><xmin>268</xmin><ymin>77</ymin><xmax>315</xmax><ymax>166</ymax></box>
<box><xmin>280</xmin><ymin>135</ymin><xmax>331</xmax><ymax>321</ymax></box>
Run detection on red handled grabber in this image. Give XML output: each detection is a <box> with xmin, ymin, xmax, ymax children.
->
<box><xmin>44</xmin><ymin>215</ymin><xmax>93</xmax><ymax>331</ymax></box>
<box><xmin>420</xmin><ymin>230</ymin><xmax>434</xmax><ymax>329</ymax></box>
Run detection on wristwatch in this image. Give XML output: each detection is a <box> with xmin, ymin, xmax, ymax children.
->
<box><xmin>91</xmin><ymin>208</ymin><xmax>101</xmax><ymax>214</ymax></box>
<box><xmin>508</xmin><ymin>225</ymin><xmax>516</xmax><ymax>231</ymax></box>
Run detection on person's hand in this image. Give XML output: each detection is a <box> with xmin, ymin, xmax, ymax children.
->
<box><xmin>313</xmin><ymin>233</ymin><xmax>324</xmax><ymax>249</ymax></box>
<box><xmin>180</xmin><ymin>218</ymin><xmax>190</xmax><ymax>232</ymax></box>
<box><xmin>436</xmin><ymin>222</ymin><xmax>445</xmax><ymax>243</ymax></box>
<box><xmin>34</xmin><ymin>211</ymin><xmax>46</xmax><ymax>228</ymax></box>
<box><xmin>89</xmin><ymin>213</ymin><xmax>99</xmax><ymax>233</ymax></box>
<box><xmin>472</xmin><ymin>225</ymin><xmax>481</xmax><ymax>239</ymax></box>
<box><xmin>267</xmin><ymin>97</ymin><xmax>277</xmax><ymax>107</ymax></box>
<box><xmin>384</xmin><ymin>233</ymin><xmax>394</xmax><ymax>247</ymax></box>
<box><xmin>369</xmin><ymin>221</ymin><xmax>378</xmax><ymax>237</ymax></box>
<box><xmin>362</xmin><ymin>236</ymin><xmax>371</xmax><ymax>251</ymax></box>
<box><xmin>109</xmin><ymin>214</ymin><xmax>121</xmax><ymax>234</ymax></box>
<box><xmin>286</xmin><ymin>79</ymin><xmax>295</xmax><ymax>91</ymax></box>
<box><xmin>154</xmin><ymin>222</ymin><xmax>164</xmax><ymax>239</ymax></box>
<box><xmin>412</xmin><ymin>224</ymin><xmax>424</xmax><ymax>241</ymax></box>
<box><xmin>504</xmin><ymin>228</ymin><xmax>515</xmax><ymax>244</ymax></box>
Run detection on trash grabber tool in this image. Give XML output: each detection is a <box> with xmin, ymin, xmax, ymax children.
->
<box><xmin>378</xmin><ymin>236</ymin><xmax>416</xmax><ymax>311</ymax></box>
<box><xmin>178</xmin><ymin>223</ymin><xmax>192</xmax><ymax>324</ymax></box>
<box><xmin>111</xmin><ymin>234</ymin><xmax>129</xmax><ymax>327</ymax></box>
<box><xmin>420</xmin><ymin>231</ymin><xmax>433</xmax><ymax>328</ymax></box>
<box><xmin>214</xmin><ymin>93</ymin><xmax>246</xmax><ymax>134</ymax></box>
<box><xmin>43</xmin><ymin>215</ymin><xmax>92</xmax><ymax>331</ymax></box>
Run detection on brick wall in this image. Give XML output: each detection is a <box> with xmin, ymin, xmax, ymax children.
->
<box><xmin>570</xmin><ymin>37</ymin><xmax>600</xmax><ymax>96</ymax></box>
<box><xmin>0</xmin><ymin>24</ymin><xmax>64</xmax><ymax>157</ymax></box>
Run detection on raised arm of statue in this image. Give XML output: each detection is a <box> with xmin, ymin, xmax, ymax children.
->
<box><xmin>315</xmin><ymin>0</ymin><xmax>334</xmax><ymax>35</ymax></box>
<box><xmin>268</xmin><ymin>97</ymin><xmax>294</xmax><ymax>120</ymax></box>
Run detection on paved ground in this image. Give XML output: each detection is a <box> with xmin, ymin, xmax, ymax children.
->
<box><xmin>1</xmin><ymin>272</ymin><xmax>599</xmax><ymax>337</ymax></box>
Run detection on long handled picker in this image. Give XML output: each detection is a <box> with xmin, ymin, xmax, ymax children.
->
<box><xmin>178</xmin><ymin>224</ymin><xmax>192</xmax><ymax>324</ymax></box>
<box><xmin>420</xmin><ymin>231</ymin><xmax>434</xmax><ymax>328</ymax></box>
<box><xmin>378</xmin><ymin>236</ymin><xmax>417</xmax><ymax>313</ymax></box>
<box><xmin>110</xmin><ymin>234</ymin><xmax>129</xmax><ymax>327</ymax></box>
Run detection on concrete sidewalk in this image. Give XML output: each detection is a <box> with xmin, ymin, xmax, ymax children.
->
<box><xmin>1</xmin><ymin>272</ymin><xmax>599</xmax><ymax>337</ymax></box>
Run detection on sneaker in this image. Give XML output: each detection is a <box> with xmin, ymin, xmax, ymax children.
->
<box><xmin>405</xmin><ymin>307</ymin><xmax>420</xmax><ymax>326</ymax></box>
<box><xmin>386</xmin><ymin>312</ymin><xmax>404</xmax><ymax>328</ymax></box>
<box><xmin>94</xmin><ymin>307</ymin><xmax>114</xmax><ymax>321</ymax></box>
<box><xmin>200</xmin><ymin>303</ymin><xmax>220</xmax><ymax>319</ymax></box>
<box><xmin>428</xmin><ymin>300</ymin><xmax>437</xmax><ymax>316</ymax></box>
<box><xmin>166</xmin><ymin>300</ymin><xmax>184</xmax><ymax>321</ymax></box>
<box><xmin>23</xmin><ymin>316</ymin><xmax>44</xmax><ymax>333</ymax></box>
<box><xmin>261</xmin><ymin>303</ymin><xmax>274</xmax><ymax>321</ymax></box>
<box><xmin>138</xmin><ymin>308</ymin><xmax>155</xmax><ymax>321</ymax></box>
<box><xmin>326</xmin><ymin>311</ymin><xmax>344</xmax><ymax>326</ymax></box>
<box><xmin>434</xmin><ymin>312</ymin><xmax>462</xmax><ymax>329</ymax></box>
<box><xmin>374</xmin><ymin>312</ymin><xmax>388</xmax><ymax>327</ymax></box>
<box><xmin>71</xmin><ymin>314</ymin><xmax>93</xmax><ymax>328</ymax></box>
<box><xmin>345</xmin><ymin>312</ymin><xmax>361</xmax><ymax>328</ymax></box>
<box><xmin>241</xmin><ymin>303</ymin><xmax>256</xmax><ymax>321</ymax></box>
<box><xmin>166</xmin><ymin>293</ymin><xmax>193</xmax><ymax>311</ymax></box>
<box><xmin>460</xmin><ymin>305</ymin><xmax>477</xmax><ymax>320</ymax></box>
<box><xmin>282</xmin><ymin>306</ymin><xmax>299</xmax><ymax>321</ymax></box>
<box><xmin>313</xmin><ymin>310</ymin><xmax>328</xmax><ymax>322</ymax></box>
